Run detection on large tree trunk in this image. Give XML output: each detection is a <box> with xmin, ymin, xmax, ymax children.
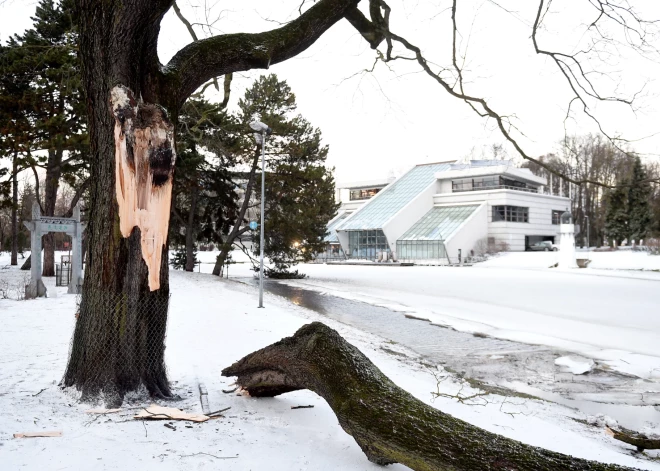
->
<box><xmin>184</xmin><ymin>188</ymin><xmax>197</xmax><ymax>272</ymax></box>
<box><xmin>11</xmin><ymin>151</ymin><xmax>18</xmax><ymax>266</ymax></box>
<box><xmin>63</xmin><ymin>0</ymin><xmax>393</xmax><ymax>405</ymax></box>
<box><xmin>42</xmin><ymin>147</ymin><xmax>64</xmax><ymax>277</ymax></box>
<box><xmin>223</xmin><ymin>323</ymin><xmax>639</xmax><ymax>471</ymax></box>
<box><xmin>63</xmin><ymin>0</ymin><xmax>176</xmax><ymax>405</ymax></box>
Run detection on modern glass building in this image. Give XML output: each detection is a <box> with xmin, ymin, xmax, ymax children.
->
<box><xmin>396</xmin><ymin>205</ymin><xmax>479</xmax><ymax>261</ymax></box>
<box><xmin>325</xmin><ymin>160</ymin><xmax>571</xmax><ymax>262</ymax></box>
<box><xmin>336</xmin><ymin>162</ymin><xmax>453</xmax><ymax>259</ymax></box>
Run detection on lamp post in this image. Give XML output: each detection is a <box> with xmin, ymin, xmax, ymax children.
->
<box><xmin>250</xmin><ymin>121</ymin><xmax>272</xmax><ymax>308</ymax></box>
<box><xmin>585</xmin><ymin>215</ymin><xmax>590</xmax><ymax>255</ymax></box>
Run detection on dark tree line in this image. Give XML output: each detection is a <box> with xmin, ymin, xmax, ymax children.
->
<box><xmin>525</xmin><ymin>135</ymin><xmax>657</xmax><ymax>247</ymax></box>
<box><xmin>168</xmin><ymin>74</ymin><xmax>337</xmax><ymax>278</ymax></box>
<box><xmin>0</xmin><ymin>0</ymin><xmax>88</xmax><ymax>270</ymax></box>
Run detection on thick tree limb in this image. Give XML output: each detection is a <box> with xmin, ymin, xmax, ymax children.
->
<box><xmin>223</xmin><ymin>322</ymin><xmax>639</xmax><ymax>471</ymax></box>
<box><xmin>607</xmin><ymin>426</ymin><xmax>660</xmax><ymax>452</ymax></box>
<box><xmin>165</xmin><ymin>0</ymin><xmax>360</xmax><ymax>104</ymax></box>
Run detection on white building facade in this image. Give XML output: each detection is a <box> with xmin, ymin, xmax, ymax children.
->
<box><xmin>328</xmin><ymin>160</ymin><xmax>571</xmax><ymax>263</ymax></box>
<box><xmin>320</xmin><ymin>178</ymin><xmax>393</xmax><ymax>260</ymax></box>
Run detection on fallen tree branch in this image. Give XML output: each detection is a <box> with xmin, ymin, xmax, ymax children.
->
<box><xmin>606</xmin><ymin>426</ymin><xmax>660</xmax><ymax>452</ymax></box>
<box><xmin>222</xmin><ymin>322</ymin><xmax>640</xmax><ymax>470</ymax></box>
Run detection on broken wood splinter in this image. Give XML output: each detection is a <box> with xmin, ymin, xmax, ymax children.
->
<box><xmin>14</xmin><ymin>431</ymin><xmax>62</xmax><ymax>438</ymax></box>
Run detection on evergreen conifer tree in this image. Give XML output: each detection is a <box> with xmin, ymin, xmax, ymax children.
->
<box><xmin>170</xmin><ymin>97</ymin><xmax>239</xmax><ymax>271</ymax></box>
<box><xmin>627</xmin><ymin>156</ymin><xmax>653</xmax><ymax>242</ymax></box>
<box><xmin>0</xmin><ymin>0</ymin><xmax>88</xmax><ymax>274</ymax></box>
<box><xmin>604</xmin><ymin>181</ymin><xmax>629</xmax><ymax>246</ymax></box>
<box><xmin>240</xmin><ymin>75</ymin><xmax>338</xmax><ymax>277</ymax></box>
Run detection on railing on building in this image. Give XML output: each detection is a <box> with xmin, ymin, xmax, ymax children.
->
<box><xmin>452</xmin><ymin>185</ymin><xmax>538</xmax><ymax>194</ymax></box>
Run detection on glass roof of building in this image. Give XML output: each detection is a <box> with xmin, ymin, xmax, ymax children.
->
<box><xmin>337</xmin><ymin>163</ymin><xmax>453</xmax><ymax>231</ymax></box>
<box><xmin>399</xmin><ymin>205</ymin><xmax>479</xmax><ymax>241</ymax></box>
<box><xmin>324</xmin><ymin>212</ymin><xmax>349</xmax><ymax>242</ymax></box>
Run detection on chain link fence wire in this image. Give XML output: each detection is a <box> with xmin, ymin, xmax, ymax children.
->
<box><xmin>63</xmin><ymin>289</ymin><xmax>171</xmax><ymax>405</ymax></box>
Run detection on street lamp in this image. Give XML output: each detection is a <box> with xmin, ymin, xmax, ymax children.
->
<box><xmin>250</xmin><ymin>121</ymin><xmax>272</xmax><ymax>308</ymax></box>
<box><xmin>585</xmin><ymin>215</ymin><xmax>590</xmax><ymax>255</ymax></box>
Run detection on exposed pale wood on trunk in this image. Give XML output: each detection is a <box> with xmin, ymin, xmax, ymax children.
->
<box><xmin>111</xmin><ymin>85</ymin><xmax>176</xmax><ymax>291</ymax></box>
<box><xmin>223</xmin><ymin>322</ymin><xmax>640</xmax><ymax>471</ymax></box>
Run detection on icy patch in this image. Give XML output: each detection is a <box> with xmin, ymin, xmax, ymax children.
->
<box><xmin>555</xmin><ymin>356</ymin><xmax>595</xmax><ymax>374</ymax></box>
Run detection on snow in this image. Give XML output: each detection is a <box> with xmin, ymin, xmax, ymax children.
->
<box><xmin>1</xmin><ymin>251</ymin><xmax>659</xmax><ymax>469</ymax></box>
<box><xmin>481</xmin><ymin>250</ymin><xmax>660</xmax><ymax>272</ymax></box>
<box><xmin>554</xmin><ymin>356</ymin><xmax>595</xmax><ymax>375</ymax></box>
<box><xmin>239</xmin><ymin>258</ymin><xmax>660</xmax><ymax>381</ymax></box>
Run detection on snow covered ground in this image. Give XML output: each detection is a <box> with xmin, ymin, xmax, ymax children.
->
<box><xmin>221</xmin><ymin>255</ymin><xmax>660</xmax><ymax>382</ymax></box>
<box><xmin>480</xmin><ymin>250</ymin><xmax>660</xmax><ymax>273</ymax></box>
<box><xmin>1</xmin><ymin>251</ymin><xmax>659</xmax><ymax>469</ymax></box>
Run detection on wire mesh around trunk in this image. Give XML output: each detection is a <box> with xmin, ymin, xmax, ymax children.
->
<box><xmin>63</xmin><ymin>289</ymin><xmax>171</xmax><ymax>404</ymax></box>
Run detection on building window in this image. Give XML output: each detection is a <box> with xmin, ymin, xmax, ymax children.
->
<box><xmin>396</xmin><ymin>240</ymin><xmax>447</xmax><ymax>261</ymax></box>
<box><xmin>552</xmin><ymin>210</ymin><xmax>563</xmax><ymax>225</ymax></box>
<box><xmin>348</xmin><ymin>230</ymin><xmax>390</xmax><ymax>259</ymax></box>
<box><xmin>349</xmin><ymin>188</ymin><xmax>381</xmax><ymax>201</ymax></box>
<box><xmin>452</xmin><ymin>178</ymin><xmax>473</xmax><ymax>192</ymax></box>
<box><xmin>472</xmin><ymin>176</ymin><xmax>500</xmax><ymax>190</ymax></box>
<box><xmin>452</xmin><ymin>176</ymin><xmax>537</xmax><ymax>193</ymax></box>
<box><xmin>492</xmin><ymin>205</ymin><xmax>528</xmax><ymax>223</ymax></box>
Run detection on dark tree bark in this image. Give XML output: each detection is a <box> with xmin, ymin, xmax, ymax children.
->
<box><xmin>63</xmin><ymin>0</ymin><xmax>176</xmax><ymax>404</ymax></box>
<box><xmin>64</xmin><ymin>0</ymin><xmax>362</xmax><ymax>405</ymax></box>
<box><xmin>223</xmin><ymin>323</ymin><xmax>640</xmax><ymax>471</ymax></box>
<box><xmin>11</xmin><ymin>151</ymin><xmax>18</xmax><ymax>266</ymax></box>
<box><xmin>42</xmin><ymin>147</ymin><xmax>64</xmax><ymax>277</ymax></box>
<box><xmin>184</xmin><ymin>188</ymin><xmax>197</xmax><ymax>272</ymax></box>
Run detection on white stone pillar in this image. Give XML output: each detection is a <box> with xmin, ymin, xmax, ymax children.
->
<box><xmin>558</xmin><ymin>223</ymin><xmax>577</xmax><ymax>269</ymax></box>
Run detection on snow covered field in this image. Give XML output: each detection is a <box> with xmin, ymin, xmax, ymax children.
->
<box><xmin>223</xmin><ymin>254</ymin><xmax>660</xmax><ymax>382</ymax></box>
<box><xmin>480</xmin><ymin>249</ymin><xmax>660</xmax><ymax>273</ymax></box>
<box><xmin>1</xmin><ymin>251</ymin><xmax>659</xmax><ymax>470</ymax></box>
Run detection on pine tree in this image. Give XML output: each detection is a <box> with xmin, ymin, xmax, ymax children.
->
<box><xmin>1</xmin><ymin>0</ymin><xmax>88</xmax><ymax>275</ymax></box>
<box><xmin>604</xmin><ymin>182</ymin><xmax>629</xmax><ymax>246</ymax></box>
<box><xmin>241</xmin><ymin>75</ymin><xmax>339</xmax><ymax>277</ymax></box>
<box><xmin>627</xmin><ymin>156</ymin><xmax>653</xmax><ymax>243</ymax></box>
<box><xmin>170</xmin><ymin>97</ymin><xmax>239</xmax><ymax>271</ymax></box>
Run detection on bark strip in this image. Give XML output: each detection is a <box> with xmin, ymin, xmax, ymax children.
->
<box><xmin>111</xmin><ymin>85</ymin><xmax>175</xmax><ymax>291</ymax></box>
<box><xmin>222</xmin><ymin>322</ymin><xmax>640</xmax><ymax>471</ymax></box>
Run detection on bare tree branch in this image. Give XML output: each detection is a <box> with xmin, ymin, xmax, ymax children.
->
<box><xmin>166</xmin><ymin>0</ymin><xmax>361</xmax><ymax>104</ymax></box>
<box><xmin>341</xmin><ymin>0</ymin><xmax>660</xmax><ymax>187</ymax></box>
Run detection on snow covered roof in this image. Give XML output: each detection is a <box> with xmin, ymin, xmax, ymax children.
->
<box><xmin>335</xmin><ymin>178</ymin><xmax>394</xmax><ymax>190</ymax></box>
<box><xmin>435</xmin><ymin>160</ymin><xmax>547</xmax><ymax>186</ymax></box>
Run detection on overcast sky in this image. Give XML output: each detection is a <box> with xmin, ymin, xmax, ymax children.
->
<box><xmin>2</xmin><ymin>0</ymin><xmax>660</xmax><ymax>183</ymax></box>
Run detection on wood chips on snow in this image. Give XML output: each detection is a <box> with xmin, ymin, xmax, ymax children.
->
<box><xmin>134</xmin><ymin>405</ymin><xmax>209</xmax><ymax>423</ymax></box>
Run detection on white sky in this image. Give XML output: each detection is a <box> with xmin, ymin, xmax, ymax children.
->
<box><xmin>2</xmin><ymin>0</ymin><xmax>660</xmax><ymax>183</ymax></box>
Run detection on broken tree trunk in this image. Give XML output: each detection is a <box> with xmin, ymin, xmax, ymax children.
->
<box><xmin>222</xmin><ymin>322</ymin><xmax>640</xmax><ymax>471</ymax></box>
<box><xmin>607</xmin><ymin>426</ymin><xmax>660</xmax><ymax>452</ymax></box>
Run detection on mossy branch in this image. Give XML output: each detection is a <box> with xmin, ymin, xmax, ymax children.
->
<box><xmin>165</xmin><ymin>0</ymin><xmax>360</xmax><ymax>105</ymax></box>
<box><xmin>223</xmin><ymin>322</ymin><xmax>641</xmax><ymax>471</ymax></box>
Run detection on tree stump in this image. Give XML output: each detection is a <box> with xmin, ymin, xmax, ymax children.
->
<box><xmin>222</xmin><ymin>322</ymin><xmax>640</xmax><ymax>471</ymax></box>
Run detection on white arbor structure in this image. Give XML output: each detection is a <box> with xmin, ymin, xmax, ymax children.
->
<box><xmin>23</xmin><ymin>202</ymin><xmax>84</xmax><ymax>298</ymax></box>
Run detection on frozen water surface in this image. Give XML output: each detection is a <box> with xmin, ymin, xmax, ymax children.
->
<box><xmin>242</xmin><ymin>278</ymin><xmax>660</xmax><ymax>432</ymax></box>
